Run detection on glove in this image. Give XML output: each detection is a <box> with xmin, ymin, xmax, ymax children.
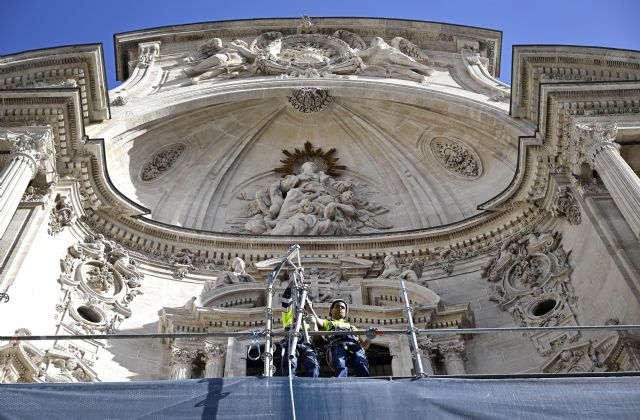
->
<box><xmin>366</xmin><ymin>327</ymin><xmax>378</xmax><ymax>341</ymax></box>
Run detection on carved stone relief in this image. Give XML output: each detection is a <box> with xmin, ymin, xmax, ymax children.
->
<box><xmin>48</xmin><ymin>194</ymin><xmax>76</xmax><ymax>236</ymax></box>
<box><xmin>429</xmin><ymin>137</ymin><xmax>482</xmax><ymax>179</ymax></box>
<box><xmin>201</xmin><ymin>257</ymin><xmax>257</xmax><ymax>294</ymax></box>
<box><xmin>541</xmin><ymin>333</ymin><xmax>640</xmax><ymax>374</ymax></box>
<box><xmin>288</xmin><ymin>87</ymin><xmax>332</xmax><ymax>113</ymax></box>
<box><xmin>58</xmin><ymin>235</ymin><xmax>144</xmax><ymax>335</ymax></box>
<box><xmin>552</xmin><ymin>187</ymin><xmax>582</xmax><ymax>225</ymax></box>
<box><xmin>229</xmin><ymin>142</ymin><xmax>391</xmax><ymax>235</ymax></box>
<box><xmin>0</xmin><ymin>329</ymin><xmax>98</xmax><ymax>384</ymax></box>
<box><xmin>378</xmin><ymin>255</ymin><xmax>423</xmax><ymax>283</ymax></box>
<box><xmin>482</xmin><ymin>231</ymin><xmax>580</xmax><ymax>355</ymax></box>
<box><xmin>182</xmin><ymin>21</ymin><xmax>433</xmax><ymax>83</ymax></box>
<box><xmin>140</xmin><ymin>143</ymin><xmax>186</xmax><ymax>182</ymax></box>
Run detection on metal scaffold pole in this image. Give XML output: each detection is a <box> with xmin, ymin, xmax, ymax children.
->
<box><xmin>399</xmin><ymin>275</ymin><xmax>426</xmax><ymax>377</ymax></box>
<box><xmin>263</xmin><ymin>244</ymin><xmax>300</xmax><ymax>377</ymax></box>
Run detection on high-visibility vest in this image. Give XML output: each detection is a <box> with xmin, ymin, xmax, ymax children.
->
<box><xmin>322</xmin><ymin>319</ymin><xmax>358</xmax><ymax>343</ymax></box>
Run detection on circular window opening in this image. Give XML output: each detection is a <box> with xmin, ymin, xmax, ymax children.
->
<box><xmin>77</xmin><ymin>306</ymin><xmax>103</xmax><ymax>324</ymax></box>
<box><xmin>531</xmin><ymin>299</ymin><xmax>556</xmax><ymax>317</ymax></box>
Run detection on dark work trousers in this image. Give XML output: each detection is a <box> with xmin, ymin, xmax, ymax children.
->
<box><xmin>281</xmin><ymin>341</ymin><xmax>320</xmax><ymax>377</ymax></box>
<box><xmin>329</xmin><ymin>341</ymin><xmax>370</xmax><ymax>378</ymax></box>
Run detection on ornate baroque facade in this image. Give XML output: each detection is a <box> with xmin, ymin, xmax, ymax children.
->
<box><xmin>1</xmin><ymin>17</ymin><xmax>639</xmax><ymax>383</ymax></box>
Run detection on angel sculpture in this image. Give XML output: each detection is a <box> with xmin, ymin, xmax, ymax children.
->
<box><xmin>184</xmin><ymin>37</ymin><xmax>281</xmax><ymax>83</ymax></box>
<box><xmin>356</xmin><ymin>36</ymin><xmax>433</xmax><ymax>83</ymax></box>
<box><xmin>379</xmin><ymin>255</ymin><xmax>424</xmax><ymax>283</ymax></box>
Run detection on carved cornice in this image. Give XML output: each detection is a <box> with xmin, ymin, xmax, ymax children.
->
<box><xmin>511</xmin><ymin>46</ymin><xmax>640</xmax><ymax>121</ymax></box>
<box><xmin>0</xmin><ymin>44</ymin><xmax>109</xmax><ymax>122</ymax></box>
<box><xmin>0</xmin><ymin>89</ymin><xmax>85</xmax><ymax>166</ymax></box>
<box><xmin>537</xmin><ymin>81</ymin><xmax>640</xmax><ymax>166</ymax></box>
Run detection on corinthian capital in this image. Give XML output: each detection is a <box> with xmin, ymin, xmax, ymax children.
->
<box><xmin>170</xmin><ymin>346</ymin><xmax>195</xmax><ymax>366</ymax></box>
<box><xmin>438</xmin><ymin>341</ymin><xmax>466</xmax><ymax>361</ymax></box>
<box><xmin>569</xmin><ymin>122</ymin><xmax>619</xmax><ymax>167</ymax></box>
<box><xmin>203</xmin><ymin>342</ymin><xmax>225</xmax><ymax>362</ymax></box>
<box><xmin>0</xmin><ymin>126</ymin><xmax>55</xmax><ymax>176</ymax></box>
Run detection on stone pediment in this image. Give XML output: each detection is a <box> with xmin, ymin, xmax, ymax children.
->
<box><xmin>361</xmin><ymin>279</ymin><xmax>441</xmax><ymax>307</ymax></box>
<box><xmin>114</xmin><ymin>17</ymin><xmax>502</xmax><ymax>81</ymax></box>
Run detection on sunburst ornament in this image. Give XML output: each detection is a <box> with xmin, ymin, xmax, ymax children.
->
<box><xmin>274</xmin><ymin>141</ymin><xmax>346</xmax><ymax>176</ymax></box>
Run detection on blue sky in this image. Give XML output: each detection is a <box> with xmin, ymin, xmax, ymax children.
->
<box><xmin>2</xmin><ymin>0</ymin><xmax>639</xmax><ymax>87</ymax></box>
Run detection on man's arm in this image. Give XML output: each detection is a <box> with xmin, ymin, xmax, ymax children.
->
<box><xmin>305</xmin><ymin>301</ymin><xmax>326</xmax><ymax>330</ymax></box>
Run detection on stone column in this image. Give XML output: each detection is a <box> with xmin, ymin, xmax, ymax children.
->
<box><xmin>439</xmin><ymin>342</ymin><xmax>466</xmax><ymax>375</ymax></box>
<box><xmin>203</xmin><ymin>342</ymin><xmax>226</xmax><ymax>378</ymax></box>
<box><xmin>418</xmin><ymin>338</ymin><xmax>435</xmax><ymax>376</ymax></box>
<box><xmin>0</xmin><ymin>126</ymin><xmax>54</xmax><ymax>238</ymax></box>
<box><xmin>571</xmin><ymin>122</ymin><xmax>640</xmax><ymax>238</ymax></box>
<box><xmin>169</xmin><ymin>346</ymin><xmax>194</xmax><ymax>380</ymax></box>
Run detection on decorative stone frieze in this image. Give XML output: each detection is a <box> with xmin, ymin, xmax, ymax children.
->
<box><xmin>551</xmin><ymin>187</ymin><xmax>581</xmax><ymax>225</ymax></box>
<box><xmin>430</xmin><ymin>137</ymin><xmax>482</xmax><ymax>179</ymax></box>
<box><xmin>140</xmin><ymin>143</ymin><xmax>186</xmax><ymax>182</ymax></box>
<box><xmin>182</xmin><ymin>26</ymin><xmax>433</xmax><ymax>83</ymax></box>
<box><xmin>288</xmin><ymin>87</ymin><xmax>332</xmax><ymax>113</ymax></box>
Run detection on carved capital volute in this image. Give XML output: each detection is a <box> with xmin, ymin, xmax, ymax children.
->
<box><xmin>418</xmin><ymin>337</ymin><xmax>434</xmax><ymax>355</ymax></box>
<box><xmin>438</xmin><ymin>341</ymin><xmax>466</xmax><ymax>362</ymax></box>
<box><xmin>170</xmin><ymin>346</ymin><xmax>195</xmax><ymax>366</ymax></box>
<box><xmin>203</xmin><ymin>342</ymin><xmax>225</xmax><ymax>362</ymax></box>
<box><xmin>0</xmin><ymin>126</ymin><xmax>55</xmax><ymax>178</ymax></box>
<box><xmin>570</xmin><ymin>122</ymin><xmax>619</xmax><ymax>168</ymax></box>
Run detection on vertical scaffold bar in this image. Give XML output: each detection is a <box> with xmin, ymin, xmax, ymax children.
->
<box><xmin>399</xmin><ymin>276</ymin><xmax>425</xmax><ymax>377</ymax></box>
<box><xmin>263</xmin><ymin>281</ymin><xmax>275</xmax><ymax>377</ymax></box>
<box><xmin>263</xmin><ymin>245</ymin><xmax>300</xmax><ymax>376</ymax></box>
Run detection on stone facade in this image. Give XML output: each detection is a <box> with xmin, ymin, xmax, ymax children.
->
<box><xmin>0</xmin><ymin>17</ymin><xmax>639</xmax><ymax>383</ymax></box>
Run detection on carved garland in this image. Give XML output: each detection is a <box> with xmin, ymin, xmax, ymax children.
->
<box><xmin>140</xmin><ymin>143</ymin><xmax>186</xmax><ymax>182</ymax></box>
<box><xmin>429</xmin><ymin>137</ymin><xmax>482</xmax><ymax>180</ymax></box>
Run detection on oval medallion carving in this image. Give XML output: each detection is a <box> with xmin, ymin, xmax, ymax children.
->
<box><xmin>429</xmin><ymin>137</ymin><xmax>482</xmax><ymax>179</ymax></box>
<box><xmin>140</xmin><ymin>143</ymin><xmax>186</xmax><ymax>182</ymax></box>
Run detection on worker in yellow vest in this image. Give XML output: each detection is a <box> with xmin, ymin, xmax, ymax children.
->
<box><xmin>307</xmin><ymin>299</ymin><xmax>371</xmax><ymax>377</ymax></box>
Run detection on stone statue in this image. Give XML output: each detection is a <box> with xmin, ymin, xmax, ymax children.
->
<box><xmin>357</xmin><ymin>37</ymin><xmax>433</xmax><ymax>83</ymax></box>
<box><xmin>184</xmin><ymin>38</ymin><xmax>277</xmax><ymax>83</ymax></box>
<box><xmin>379</xmin><ymin>255</ymin><xmax>423</xmax><ymax>283</ymax></box>
<box><xmin>216</xmin><ymin>257</ymin><xmax>256</xmax><ymax>286</ymax></box>
<box><xmin>238</xmin><ymin>161</ymin><xmax>390</xmax><ymax>235</ymax></box>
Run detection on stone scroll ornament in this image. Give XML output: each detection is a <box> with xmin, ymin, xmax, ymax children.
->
<box><xmin>57</xmin><ymin>235</ymin><xmax>144</xmax><ymax>335</ymax></box>
<box><xmin>182</xmin><ymin>17</ymin><xmax>433</xmax><ymax>83</ymax></box>
<box><xmin>140</xmin><ymin>143</ymin><xmax>186</xmax><ymax>182</ymax></box>
<box><xmin>228</xmin><ymin>141</ymin><xmax>391</xmax><ymax>235</ymax></box>
<box><xmin>430</xmin><ymin>137</ymin><xmax>482</xmax><ymax>179</ymax></box>
<box><xmin>481</xmin><ymin>231</ymin><xmax>580</xmax><ymax>355</ymax></box>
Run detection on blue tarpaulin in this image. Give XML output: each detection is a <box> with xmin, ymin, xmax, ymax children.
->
<box><xmin>1</xmin><ymin>375</ymin><xmax>639</xmax><ymax>419</ymax></box>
